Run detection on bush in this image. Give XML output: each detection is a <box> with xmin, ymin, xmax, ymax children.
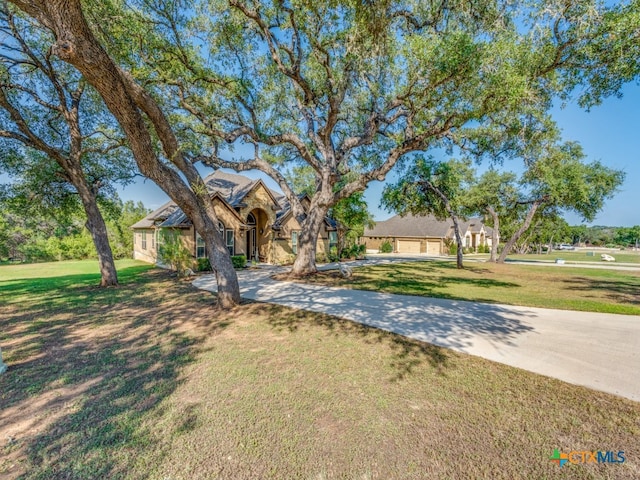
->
<box><xmin>379</xmin><ymin>241</ymin><xmax>393</xmax><ymax>253</ymax></box>
<box><xmin>346</xmin><ymin>243</ymin><xmax>366</xmax><ymax>259</ymax></box>
<box><xmin>329</xmin><ymin>246</ymin><xmax>340</xmax><ymax>262</ymax></box>
<box><xmin>158</xmin><ymin>232</ymin><xmax>192</xmax><ymax>276</ymax></box>
<box><xmin>197</xmin><ymin>258</ymin><xmax>212</xmax><ymax>272</ymax></box>
<box><xmin>231</xmin><ymin>255</ymin><xmax>247</xmax><ymax>269</ymax></box>
<box><xmin>449</xmin><ymin>244</ymin><xmax>458</xmax><ymax>255</ymax></box>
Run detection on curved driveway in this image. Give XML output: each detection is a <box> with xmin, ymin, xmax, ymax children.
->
<box><xmin>193</xmin><ymin>261</ymin><xmax>640</xmax><ymax>402</ymax></box>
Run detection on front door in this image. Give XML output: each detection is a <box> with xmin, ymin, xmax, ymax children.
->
<box><xmin>246</xmin><ymin>227</ymin><xmax>257</xmax><ymax>261</ymax></box>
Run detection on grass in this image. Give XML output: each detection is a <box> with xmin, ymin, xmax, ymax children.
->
<box><xmin>507</xmin><ymin>250</ymin><xmax>640</xmax><ymax>264</ymax></box>
<box><xmin>1</xmin><ymin>261</ymin><xmax>639</xmax><ymax>478</ymax></box>
<box><xmin>304</xmin><ymin>260</ymin><xmax>640</xmax><ymax>315</ymax></box>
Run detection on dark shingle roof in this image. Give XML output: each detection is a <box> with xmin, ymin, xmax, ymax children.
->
<box><xmin>132</xmin><ymin>170</ymin><xmax>287</xmax><ymax>229</ymax></box>
<box><xmin>159</xmin><ymin>209</ymin><xmax>191</xmax><ymax>228</ymax></box>
<box><xmin>364</xmin><ymin>214</ymin><xmax>452</xmax><ymax>238</ymax></box>
<box><xmin>363</xmin><ymin>214</ymin><xmax>489</xmax><ymax>239</ymax></box>
<box><xmin>204</xmin><ymin>171</ymin><xmax>255</xmax><ymax>206</ymax></box>
<box><xmin>130</xmin><ymin>201</ymin><xmax>179</xmax><ymax>229</ymax></box>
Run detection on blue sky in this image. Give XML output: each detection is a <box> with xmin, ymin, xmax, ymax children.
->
<box><xmin>118</xmin><ymin>82</ymin><xmax>640</xmax><ymax>227</ymax></box>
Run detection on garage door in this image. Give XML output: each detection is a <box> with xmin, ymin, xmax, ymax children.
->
<box><xmin>397</xmin><ymin>240</ymin><xmax>421</xmax><ymax>254</ymax></box>
<box><xmin>426</xmin><ymin>241</ymin><xmax>440</xmax><ymax>256</ymax></box>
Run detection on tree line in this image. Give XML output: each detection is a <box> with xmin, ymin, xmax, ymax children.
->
<box><xmin>0</xmin><ymin>199</ymin><xmax>149</xmax><ymax>263</ymax></box>
<box><xmin>1</xmin><ymin>0</ymin><xmax>639</xmax><ymax>308</ymax></box>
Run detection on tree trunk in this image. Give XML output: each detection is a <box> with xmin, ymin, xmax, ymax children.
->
<box><xmin>14</xmin><ymin>0</ymin><xmax>241</xmax><ymax>306</ymax></box>
<box><xmin>291</xmin><ymin>206</ymin><xmax>328</xmax><ymax>276</ymax></box>
<box><xmin>79</xmin><ymin>187</ymin><xmax>119</xmax><ymax>287</ymax></box>
<box><xmin>486</xmin><ymin>206</ymin><xmax>500</xmax><ymax>263</ymax></box>
<box><xmin>199</xmin><ymin>223</ymin><xmax>240</xmax><ymax>308</ymax></box>
<box><xmin>422</xmin><ymin>179</ymin><xmax>464</xmax><ymax>269</ymax></box>
<box><xmin>497</xmin><ymin>201</ymin><xmax>542</xmax><ymax>263</ymax></box>
<box><xmin>451</xmin><ymin>215</ymin><xmax>464</xmax><ymax>269</ymax></box>
<box><xmin>65</xmin><ymin>162</ymin><xmax>119</xmax><ymax>287</ymax></box>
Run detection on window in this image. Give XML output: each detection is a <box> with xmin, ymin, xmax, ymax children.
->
<box><xmin>225</xmin><ymin>230</ymin><xmax>234</xmax><ymax>255</ymax></box>
<box><xmin>292</xmin><ymin>231</ymin><xmax>299</xmax><ymax>254</ymax></box>
<box><xmin>151</xmin><ymin>233</ymin><xmax>155</xmax><ymax>249</ymax></box>
<box><xmin>329</xmin><ymin>231</ymin><xmax>338</xmax><ymax>250</ymax></box>
<box><xmin>247</xmin><ymin>213</ymin><xmax>256</xmax><ymax>225</ymax></box>
<box><xmin>196</xmin><ymin>233</ymin><xmax>206</xmax><ymax>258</ymax></box>
<box><xmin>217</xmin><ymin>221</ymin><xmax>224</xmax><ymax>234</ymax></box>
<box><xmin>141</xmin><ymin>231</ymin><xmax>147</xmax><ymax>250</ymax></box>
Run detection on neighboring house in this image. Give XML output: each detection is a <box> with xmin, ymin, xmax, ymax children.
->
<box><xmin>132</xmin><ymin>171</ymin><xmax>338</xmax><ymax>266</ymax></box>
<box><xmin>361</xmin><ymin>214</ymin><xmax>494</xmax><ymax>254</ymax></box>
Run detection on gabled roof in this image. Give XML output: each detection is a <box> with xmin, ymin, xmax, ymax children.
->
<box><xmin>132</xmin><ymin>170</ymin><xmax>288</xmax><ymax>230</ymax></box>
<box><xmin>203</xmin><ymin>170</ymin><xmax>254</xmax><ymax>206</ymax></box>
<box><xmin>201</xmin><ymin>171</ymin><xmax>281</xmax><ymax>210</ymax></box>
<box><xmin>364</xmin><ymin>214</ymin><xmax>452</xmax><ymax>238</ymax></box>
<box><xmin>273</xmin><ymin>193</ymin><xmax>337</xmax><ymax>230</ymax></box>
<box><xmin>363</xmin><ymin>214</ymin><xmax>489</xmax><ymax>239</ymax></box>
<box><xmin>130</xmin><ymin>201</ymin><xmax>178</xmax><ymax>229</ymax></box>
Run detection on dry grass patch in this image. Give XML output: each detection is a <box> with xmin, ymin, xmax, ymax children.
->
<box><xmin>1</xmin><ymin>262</ymin><xmax>639</xmax><ymax>479</ymax></box>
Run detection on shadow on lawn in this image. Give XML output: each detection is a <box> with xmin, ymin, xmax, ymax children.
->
<box><xmin>257</xmin><ymin>269</ymin><xmax>535</xmax><ymax>382</ymax></box>
<box><xmin>562</xmin><ymin>276</ymin><xmax>640</xmax><ymax>305</ymax></box>
<box><xmin>264</xmin><ymin>304</ymin><xmax>449</xmax><ymax>381</ymax></box>
<box><xmin>0</xmin><ymin>268</ymin><xmax>226</xmax><ymax>479</ymax></box>
<box><xmin>315</xmin><ymin>262</ymin><xmax>520</xmax><ymax>302</ymax></box>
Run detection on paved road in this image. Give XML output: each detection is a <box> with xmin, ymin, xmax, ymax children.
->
<box><xmin>193</xmin><ymin>262</ymin><xmax>640</xmax><ymax>402</ymax></box>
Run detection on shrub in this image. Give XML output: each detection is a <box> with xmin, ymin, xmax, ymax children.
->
<box><xmin>197</xmin><ymin>258</ymin><xmax>212</xmax><ymax>271</ymax></box>
<box><xmin>328</xmin><ymin>246</ymin><xmax>340</xmax><ymax>262</ymax></box>
<box><xmin>347</xmin><ymin>243</ymin><xmax>366</xmax><ymax>259</ymax></box>
<box><xmin>231</xmin><ymin>255</ymin><xmax>247</xmax><ymax>269</ymax></box>
<box><xmin>158</xmin><ymin>232</ymin><xmax>192</xmax><ymax>276</ymax></box>
<box><xmin>379</xmin><ymin>240</ymin><xmax>393</xmax><ymax>253</ymax></box>
<box><xmin>449</xmin><ymin>243</ymin><xmax>458</xmax><ymax>255</ymax></box>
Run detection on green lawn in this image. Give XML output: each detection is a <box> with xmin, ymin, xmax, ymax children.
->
<box><xmin>1</xmin><ymin>261</ymin><xmax>639</xmax><ymax>478</ymax></box>
<box><xmin>507</xmin><ymin>250</ymin><xmax>640</xmax><ymax>264</ymax></box>
<box><xmin>306</xmin><ymin>260</ymin><xmax>640</xmax><ymax>315</ymax></box>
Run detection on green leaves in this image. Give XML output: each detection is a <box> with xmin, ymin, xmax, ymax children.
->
<box><xmin>382</xmin><ymin>157</ymin><xmax>474</xmax><ymax>220</ymax></box>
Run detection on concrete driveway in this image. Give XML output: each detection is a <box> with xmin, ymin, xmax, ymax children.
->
<box><xmin>193</xmin><ymin>264</ymin><xmax>640</xmax><ymax>402</ymax></box>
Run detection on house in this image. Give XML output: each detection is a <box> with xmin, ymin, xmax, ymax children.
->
<box><xmin>131</xmin><ymin>171</ymin><xmax>338</xmax><ymax>266</ymax></box>
<box><xmin>361</xmin><ymin>213</ymin><xmax>494</xmax><ymax>254</ymax></box>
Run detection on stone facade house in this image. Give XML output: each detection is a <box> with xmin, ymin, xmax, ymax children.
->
<box><xmin>361</xmin><ymin>214</ymin><xmax>494</xmax><ymax>254</ymax></box>
<box><xmin>132</xmin><ymin>171</ymin><xmax>338</xmax><ymax>266</ymax></box>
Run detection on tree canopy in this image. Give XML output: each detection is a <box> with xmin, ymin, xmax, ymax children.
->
<box><xmin>0</xmin><ymin>5</ymin><xmax>135</xmax><ymax>284</ymax></box>
<box><xmin>61</xmin><ymin>0</ymin><xmax>638</xmax><ymax>275</ymax></box>
<box><xmin>5</xmin><ymin>0</ymin><xmax>639</xmax><ymax>283</ymax></box>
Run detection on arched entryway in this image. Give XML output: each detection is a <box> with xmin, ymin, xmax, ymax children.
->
<box><xmin>245</xmin><ymin>208</ymin><xmax>269</xmax><ymax>262</ymax></box>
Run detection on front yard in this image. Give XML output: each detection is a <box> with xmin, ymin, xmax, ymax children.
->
<box><xmin>1</xmin><ymin>261</ymin><xmax>639</xmax><ymax>478</ymax></box>
<box><xmin>306</xmin><ymin>260</ymin><xmax>640</xmax><ymax>315</ymax></box>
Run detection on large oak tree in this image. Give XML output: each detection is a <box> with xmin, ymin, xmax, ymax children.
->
<box><xmin>7</xmin><ymin>0</ymin><xmax>639</xmax><ymax>284</ymax></box>
<box><xmin>116</xmin><ymin>0</ymin><xmax>640</xmax><ymax>276</ymax></box>
<box><xmin>0</xmin><ymin>7</ymin><xmax>131</xmax><ymax>285</ymax></box>
<box><xmin>5</xmin><ymin>0</ymin><xmax>241</xmax><ymax>306</ymax></box>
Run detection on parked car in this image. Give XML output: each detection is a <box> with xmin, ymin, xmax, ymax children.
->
<box><xmin>557</xmin><ymin>244</ymin><xmax>575</xmax><ymax>250</ymax></box>
<box><xmin>601</xmin><ymin>254</ymin><xmax>616</xmax><ymax>262</ymax></box>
